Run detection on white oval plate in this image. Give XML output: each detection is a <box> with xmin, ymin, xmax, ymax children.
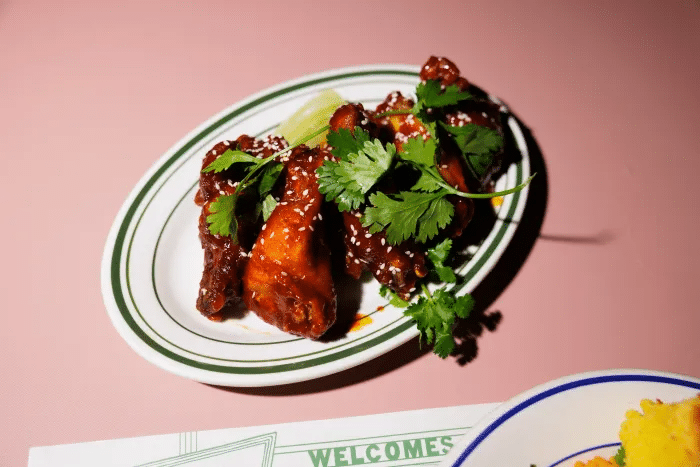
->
<box><xmin>440</xmin><ymin>369</ymin><xmax>700</xmax><ymax>466</ymax></box>
<box><xmin>101</xmin><ymin>64</ymin><xmax>532</xmax><ymax>387</ymax></box>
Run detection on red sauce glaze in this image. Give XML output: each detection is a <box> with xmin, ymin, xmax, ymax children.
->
<box><xmin>241</xmin><ymin>146</ymin><xmax>336</xmax><ymax>339</ymax></box>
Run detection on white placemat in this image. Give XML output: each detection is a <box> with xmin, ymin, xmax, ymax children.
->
<box><xmin>28</xmin><ymin>403</ymin><xmax>499</xmax><ymax>467</ymax></box>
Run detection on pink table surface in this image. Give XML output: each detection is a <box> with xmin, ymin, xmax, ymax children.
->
<box><xmin>2</xmin><ymin>0</ymin><xmax>700</xmax><ymax>465</ymax></box>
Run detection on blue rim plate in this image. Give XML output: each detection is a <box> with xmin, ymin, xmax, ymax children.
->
<box><xmin>439</xmin><ymin>369</ymin><xmax>700</xmax><ymax>466</ymax></box>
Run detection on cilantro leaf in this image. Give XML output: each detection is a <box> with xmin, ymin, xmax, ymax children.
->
<box><xmin>440</xmin><ymin>122</ymin><xmax>503</xmax><ymax>180</ymax></box>
<box><xmin>453</xmin><ymin>293</ymin><xmax>475</xmax><ymax>319</ymax></box>
<box><xmin>400</xmin><ymin>136</ymin><xmax>437</xmax><ymax>166</ymax></box>
<box><xmin>202</xmin><ymin>149</ymin><xmax>260</xmax><ymax>173</ymax></box>
<box><xmin>316</xmin><ymin>163</ymin><xmax>365</xmax><ymax>212</ymax></box>
<box><xmin>326</xmin><ymin>127</ymin><xmax>370</xmax><ymax>160</ymax></box>
<box><xmin>427</xmin><ymin>238</ymin><xmax>457</xmax><ymax>283</ymax></box>
<box><xmin>205</xmin><ymin>159</ymin><xmax>282</xmax><ymax>240</ymax></box>
<box><xmin>351</xmin><ymin>140</ymin><xmax>396</xmax><ymax>190</ymax></box>
<box><xmin>205</xmin><ymin>194</ymin><xmax>236</xmax><ymax>237</ymax></box>
<box><xmin>317</xmin><ymin>139</ymin><xmax>396</xmax><ymax>212</ymax></box>
<box><xmin>613</xmin><ymin>446</ymin><xmax>626</xmax><ymax>466</ymax></box>
<box><xmin>404</xmin><ymin>287</ymin><xmax>475</xmax><ymax>358</ymax></box>
<box><xmin>415</xmin><ymin>80</ymin><xmax>473</xmax><ymax>110</ymax></box>
<box><xmin>411</xmin><ymin>172</ymin><xmax>443</xmax><ymax>192</ymax></box>
<box><xmin>258</xmin><ymin>162</ymin><xmax>283</xmax><ymax>196</ymax></box>
<box><xmin>433</xmin><ymin>326</ymin><xmax>458</xmax><ymax>359</ymax></box>
<box><xmin>379</xmin><ymin>285</ymin><xmax>410</xmax><ymax>308</ymax></box>
<box><xmin>363</xmin><ymin>190</ymin><xmax>454</xmax><ymax>244</ymax></box>
<box><xmin>261</xmin><ymin>194</ymin><xmax>277</xmax><ymax>221</ymax></box>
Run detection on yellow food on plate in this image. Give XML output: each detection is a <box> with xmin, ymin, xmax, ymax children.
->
<box><xmin>574</xmin><ymin>457</ymin><xmax>617</xmax><ymax>467</ymax></box>
<box><xmin>619</xmin><ymin>394</ymin><xmax>700</xmax><ymax>467</ymax></box>
<box><xmin>575</xmin><ymin>394</ymin><xmax>700</xmax><ymax>467</ymax></box>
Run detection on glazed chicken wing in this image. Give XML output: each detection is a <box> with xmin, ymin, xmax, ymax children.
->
<box><xmin>420</xmin><ymin>55</ymin><xmax>506</xmax><ymax>188</ymax></box>
<box><xmin>327</xmin><ymin>104</ymin><xmax>428</xmax><ymax>299</ymax></box>
<box><xmin>242</xmin><ymin>146</ymin><xmax>336</xmax><ymax>339</ymax></box>
<box><xmin>195</xmin><ymin>55</ymin><xmax>506</xmax><ymax>340</ymax></box>
<box><xmin>195</xmin><ymin>135</ymin><xmax>288</xmax><ymax>320</ymax></box>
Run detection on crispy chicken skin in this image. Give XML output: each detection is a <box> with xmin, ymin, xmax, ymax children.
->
<box><xmin>195</xmin><ymin>135</ymin><xmax>287</xmax><ymax>320</ymax></box>
<box><xmin>242</xmin><ymin>146</ymin><xmax>336</xmax><ymax>339</ymax></box>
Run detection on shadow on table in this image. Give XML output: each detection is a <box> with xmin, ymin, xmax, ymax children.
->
<box><xmin>212</xmin><ymin>115</ymin><xmax>549</xmax><ymax>396</ymax></box>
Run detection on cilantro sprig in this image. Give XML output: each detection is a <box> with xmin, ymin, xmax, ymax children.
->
<box><xmin>405</xmin><ymin>284</ymin><xmax>475</xmax><ymax>358</ymax></box>
<box><xmin>376</xmin><ymin>77</ymin><xmax>505</xmax><ymax>183</ymax></box>
<box><xmin>378</xmin><ymin>238</ymin><xmax>474</xmax><ymax>358</ymax></box>
<box><xmin>203</xmin><ymin>125</ymin><xmax>329</xmax><ymax>240</ymax></box>
<box><xmin>440</xmin><ymin>121</ymin><xmax>505</xmax><ymax>181</ymax></box>
<box><xmin>317</xmin><ymin>128</ymin><xmax>534</xmax><ymax>244</ymax></box>
<box><xmin>316</xmin><ymin>131</ymin><xmax>396</xmax><ymax>212</ymax></box>
<box><xmin>413</xmin><ymin>80</ymin><xmax>473</xmax><ymax>116</ymax></box>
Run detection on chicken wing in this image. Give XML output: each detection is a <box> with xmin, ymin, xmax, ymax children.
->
<box><xmin>420</xmin><ymin>55</ymin><xmax>506</xmax><ymax>188</ymax></box>
<box><xmin>327</xmin><ymin>103</ymin><xmax>428</xmax><ymax>299</ymax></box>
<box><xmin>195</xmin><ymin>135</ymin><xmax>288</xmax><ymax>320</ymax></box>
<box><xmin>242</xmin><ymin>146</ymin><xmax>336</xmax><ymax>339</ymax></box>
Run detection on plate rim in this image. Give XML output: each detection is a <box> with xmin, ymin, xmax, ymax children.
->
<box><xmin>100</xmin><ymin>63</ymin><xmax>531</xmax><ymax>387</ymax></box>
<box><xmin>439</xmin><ymin>368</ymin><xmax>700</xmax><ymax>467</ymax></box>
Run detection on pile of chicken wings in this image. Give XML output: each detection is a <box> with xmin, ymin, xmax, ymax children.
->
<box><xmin>194</xmin><ymin>56</ymin><xmax>505</xmax><ymax>339</ymax></box>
